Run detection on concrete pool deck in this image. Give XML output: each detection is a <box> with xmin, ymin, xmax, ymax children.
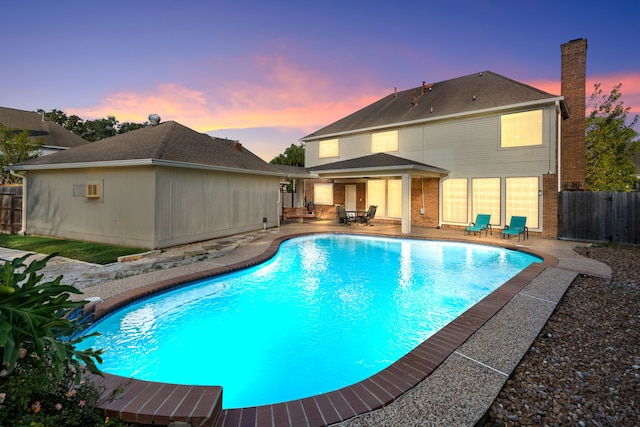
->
<box><xmin>1</xmin><ymin>221</ymin><xmax>612</xmax><ymax>426</ymax></box>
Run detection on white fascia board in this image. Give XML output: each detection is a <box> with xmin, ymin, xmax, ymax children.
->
<box><xmin>8</xmin><ymin>158</ymin><xmax>295</xmax><ymax>178</ymax></box>
<box><xmin>302</xmin><ymin>97</ymin><xmax>564</xmax><ymax>142</ymax></box>
<box><xmin>311</xmin><ymin>164</ymin><xmax>449</xmax><ymax>176</ymax></box>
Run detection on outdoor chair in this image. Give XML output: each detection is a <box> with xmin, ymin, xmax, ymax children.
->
<box><xmin>357</xmin><ymin>205</ymin><xmax>377</xmax><ymax>226</ymax></box>
<box><xmin>501</xmin><ymin>216</ymin><xmax>528</xmax><ymax>241</ymax></box>
<box><xmin>465</xmin><ymin>214</ymin><xmax>492</xmax><ymax>237</ymax></box>
<box><xmin>336</xmin><ymin>205</ymin><xmax>356</xmax><ymax>225</ymax></box>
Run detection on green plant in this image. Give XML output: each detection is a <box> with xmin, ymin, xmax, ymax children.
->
<box><xmin>0</xmin><ymin>254</ymin><xmax>125</xmax><ymax>426</ymax></box>
<box><xmin>0</xmin><ymin>253</ymin><xmax>103</xmax><ymax>380</ymax></box>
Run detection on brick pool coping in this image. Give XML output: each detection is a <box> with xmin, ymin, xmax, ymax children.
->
<box><xmin>85</xmin><ymin>232</ymin><xmax>557</xmax><ymax>426</ymax></box>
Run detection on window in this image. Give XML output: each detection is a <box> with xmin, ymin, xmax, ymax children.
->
<box><xmin>500</xmin><ymin>110</ymin><xmax>543</xmax><ymax>148</ymax></box>
<box><xmin>85</xmin><ymin>183</ymin><xmax>101</xmax><ymax>199</ymax></box>
<box><xmin>314</xmin><ymin>183</ymin><xmax>333</xmax><ymax>205</ymax></box>
<box><xmin>472</xmin><ymin>178</ymin><xmax>500</xmax><ymax>224</ymax></box>
<box><xmin>367</xmin><ymin>180</ymin><xmax>386</xmax><ymax>217</ymax></box>
<box><xmin>506</xmin><ymin>177</ymin><xmax>539</xmax><ymax>228</ymax></box>
<box><xmin>442</xmin><ymin>178</ymin><xmax>468</xmax><ymax>223</ymax></box>
<box><xmin>318</xmin><ymin>139</ymin><xmax>339</xmax><ymax>158</ymax></box>
<box><xmin>371</xmin><ymin>130</ymin><xmax>398</xmax><ymax>153</ymax></box>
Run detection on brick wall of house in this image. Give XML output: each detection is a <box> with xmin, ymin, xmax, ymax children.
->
<box><xmin>560</xmin><ymin>38</ymin><xmax>587</xmax><ymax>190</ymax></box>
<box><xmin>542</xmin><ymin>173</ymin><xmax>558</xmax><ymax>238</ymax></box>
<box><xmin>411</xmin><ymin>177</ymin><xmax>439</xmax><ymax>227</ymax></box>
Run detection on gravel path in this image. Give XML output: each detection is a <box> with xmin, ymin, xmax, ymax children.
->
<box><xmin>483</xmin><ymin>245</ymin><xmax>640</xmax><ymax>426</ymax></box>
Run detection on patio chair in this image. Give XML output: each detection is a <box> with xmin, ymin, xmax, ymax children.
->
<box><xmin>465</xmin><ymin>214</ymin><xmax>492</xmax><ymax>237</ymax></box>
<box><xmin>336</xmin><ymin>205</ymin><xmax>356</xmax><ymax>225</ymax></box>
<box><xmin>501</xmin><ymin>216</ymin><xmax>528</xmax><ymax>241</ymax></box>
<box><xmin>357</xmin><ymin>205</ymin><xmax>377</xmax><ymax>226</ymax></box>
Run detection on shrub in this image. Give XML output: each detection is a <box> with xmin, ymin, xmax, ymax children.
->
<box><xmin>0</xmin><ymin>253</ymin><xmax>125</xmax><ymax>426</ymax></box>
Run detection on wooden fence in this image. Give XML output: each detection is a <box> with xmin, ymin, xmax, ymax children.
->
<box><xmin>0</xmin><ymin>185</ymin><xmax>23</xmax><ymax>234</ymax></box>
<box><xmin>558</xmin><ymin>191</ymin><xmax>640</xmax><ymax>245</ymax></box>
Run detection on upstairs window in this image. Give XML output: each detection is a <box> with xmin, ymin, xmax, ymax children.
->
<box><xmin>318</xmin><ymin>139</ymin><xmax>339</xmax><ymax>158</ymax></box>
<box><xmin>500</xmin><ymin>110</ymin><xmax>543</xmax><ymax>148</ymax></box>
<box><xmin>371</xmin><ymin>130</ymin><xmax>398</xmax><ymax>153</ymax></box>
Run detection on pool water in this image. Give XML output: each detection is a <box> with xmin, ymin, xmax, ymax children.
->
<box><xmin>79</xmin><ymin>234</ymin><xmax>540</xmax><ymax>409</ymax></box>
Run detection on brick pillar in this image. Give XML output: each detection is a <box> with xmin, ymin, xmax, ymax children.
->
<box><xmin>411</xmin><ymin>177</ymin><xmax>439</xmax><ymax>227</ymax></box>
<box><xmin>560</xmin><ymin>38</ymin><xmax>587</xmax><ymax>190</ymax></box>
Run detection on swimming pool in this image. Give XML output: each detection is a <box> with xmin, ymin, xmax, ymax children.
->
<box><xmin>79</xmin><ymin>234</ymin><xmax>540</xmax><ymax>409</ymax></box>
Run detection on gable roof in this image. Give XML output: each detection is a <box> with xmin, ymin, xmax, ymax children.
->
<box><xmin>8</xmin><ymin>121</ymin><xmax>284</xmax><ymax>176</ymax></box>
<box><xmin>309</xmin><ymin>153</ymin><xmax>448</xmax><ymax>176</ymax></box>
<box><xmin>302</xmin><ymin>71</ymin><xmax>566</xmax><ymax>140</ymax></box>
<box><xmin>0</xmin><ymin>107</ymin><xmax>88</xmax><ymax>149</ymax></box>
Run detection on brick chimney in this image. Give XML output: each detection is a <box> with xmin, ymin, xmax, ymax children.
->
<box><xmin>560</xmin><ymin>38</ymin><xmax>587</xmax><ymax>190</ymax></box>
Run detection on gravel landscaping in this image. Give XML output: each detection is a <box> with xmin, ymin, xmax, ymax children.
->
<box><xmin>483</xmin><ymin>244</ymin><xmax>640</xmax><ymax>426</ymax></box>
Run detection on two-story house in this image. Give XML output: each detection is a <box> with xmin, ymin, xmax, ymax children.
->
<box><xmin>301</xmin><ymin>39</ymin><xmax>587</xmax><ymax>238</ymax></box>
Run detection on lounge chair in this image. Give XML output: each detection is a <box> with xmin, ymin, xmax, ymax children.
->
<box><xmin>336</xmin><ymin>205</ymin><xmax>356</xmax><ymax>225</ymax></box>
<box><xmin>357</xmin><ymin>205</ymin><xmax>377</xmax><ymax>226</ymax></box>
<box><xmin>465</xmin><ymin>214</ymin><xmax>492</xmax><ymax>237</ymax></box>
<box><xmin>501</xmin><ymin>216</ymin><xmax>528</xmax><ymax>241</ymax></box>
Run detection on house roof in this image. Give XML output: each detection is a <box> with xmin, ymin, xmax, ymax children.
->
<box><xmin>0</xmin><ymin>107</ymin><xmax>88</xmax><ymax>149</ymax></box>
<box><xmin>309</xmin><ymin>153</ymin><xmax>449</xmax><ymax>177</ymax></box>
<box><xmin>8</xmin><ymin>120</ymin><xmax>285</xmax><ymax>176</ymax></box>
<box><xmin>270</xmin><ymin>164</ymin><xmax>317</xmax><ymax>179</ymax></box>
<box><xmin>302</xmin><ymin>71</ymin><xmax>566</xmax><ymax>141</ymax></box>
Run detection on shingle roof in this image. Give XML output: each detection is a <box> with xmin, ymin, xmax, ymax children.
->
<box><xmin>303</xmin><ymin>71</ymin><xmax>564</xmax><ymax>140</ymax></box>
<box><xmin>309</xmin><ymin>153</ymin><xmax>448</xmax><ymax>174</ymax></box>
<box><xmin>0</xmin><ymin>107</ymin><xmax>88</xmax><ymax>149</ymax></box>
<box><xmin>11</xmin><ymin>121</ymin><xmax>283</xmax><ymax>175</ymax></box>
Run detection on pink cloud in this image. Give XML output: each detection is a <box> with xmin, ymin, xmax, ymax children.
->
<box><xmin>67</xmin><ymin>54</ymin><xmax>383</xmax><ymax>135</ymax></box>
<box><xmin>526</xmin><ymin>71</ymin><xmax>640</xmax><ymax>119</ymax></box>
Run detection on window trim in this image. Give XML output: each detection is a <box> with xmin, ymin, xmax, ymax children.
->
<box><xmin>500</xmin><ymin>109</ymin><xmax>543</xmax><ymax>149</ymax></box>
<box><xmin>318</xmin><ymin>139</ymin><xmax>339</xmax><ymax>158</ymax></box>
<box><xmin>371</xmin><ymin>130</ymin><xmax>399</xmax><ymax>153</ymax></box>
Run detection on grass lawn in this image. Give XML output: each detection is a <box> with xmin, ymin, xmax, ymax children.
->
<box><xmin>0</xmin><ymin>234</ymin><xmax>146</xmax><ymax>265</ymax></box>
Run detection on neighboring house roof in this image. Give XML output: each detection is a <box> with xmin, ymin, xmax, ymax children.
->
<box><xmin>8</xmin><ymin>120</ymin><xmax>285</xmax><ymax>176</ymax></box>
<box><xmin>0</xmin><ymin>107</ymin><xmax>88</xmax><ymax>149</ymax></box>
<box><xmin>302</xmin><ymin>71</ymin><xmax>567</xmax><ymax>140</ymax></box>
<box><xmin>309</xmin><ymin>153</ymin><xmax>449</xmax><ymax>176</ymax></box>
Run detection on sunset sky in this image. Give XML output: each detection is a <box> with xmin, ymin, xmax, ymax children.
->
<box><xmin>2</xmin><ymin>0</ymin><xmax>639</xmax><ymax>161</ymax></box>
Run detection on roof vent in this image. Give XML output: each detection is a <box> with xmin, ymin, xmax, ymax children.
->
<box><xmin>148</xmin><ymin>114</ymin><xmax>161</xmax><ymax>126</ymax></box>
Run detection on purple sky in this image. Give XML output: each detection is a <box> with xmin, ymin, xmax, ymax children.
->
<box><xmin>2</xmin><ymin>0</ymin><xmax>638</xmax><ymax>161</ymax></box>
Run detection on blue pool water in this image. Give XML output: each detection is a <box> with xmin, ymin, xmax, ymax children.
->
<box><xmin>79</xmin><ymin>234</ymin><xmax>540</xmax><ymax>409</ymax></box>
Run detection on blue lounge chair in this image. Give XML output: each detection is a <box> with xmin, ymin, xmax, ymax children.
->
<box><xmin>465</xmin><ymin>214</ymin><xmax>492</xmax><ymax>237</ymax></box>
<box><xmin>501</xmin><ymin>216</ymin><xmax>528</xmax><ymax>241</ymax></box>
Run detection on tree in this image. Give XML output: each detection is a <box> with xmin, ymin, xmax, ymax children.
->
<box><xmin>585</xmin><ymin>83</ymin><xmax>640</xmax><ymax>191</ymax></box>
<box><xmin>270</xmin><ymin>143</ymin><xmax>305</xmax><ymax>166</ymax></box>
<box><xmin>0</xmin><ymin>123</ymin><xmax>43</xmax><ymax>183</ymax></box>
<box><xmin>38</xmin><ymin>109</ymin><xmax>147</xmax><ymax>141</ymax></box>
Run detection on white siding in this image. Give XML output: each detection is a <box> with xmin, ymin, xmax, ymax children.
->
<box><xmin>155</xmin><ymin>167</ymin><xmax>279</xmax><ymax>248</ymax></box>
<box><xmin>305</xmin><ymin>105</ymin><xmax>557</xmax><ymax>178</ymax></box>
<box><xmin>26</xmin><ymin>167</ymin><xmax>156</xmax><ymax>248</ymax></box>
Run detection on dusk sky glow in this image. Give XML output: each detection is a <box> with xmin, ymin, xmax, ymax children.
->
<box><xmin>2</xmin><ymin>0</ymin><xmax>639</xmax><ymax>161</ymax></box>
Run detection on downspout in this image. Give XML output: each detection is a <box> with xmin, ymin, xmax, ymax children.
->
<box><xmin>10</xmin><ymin>170</ymin><xmax>27</xmax><ymax>235</ymax></box>
<box><xmin>556</xmin><ymin>100</ymin><xmax>562</xmax><ymax>192</ymax></box>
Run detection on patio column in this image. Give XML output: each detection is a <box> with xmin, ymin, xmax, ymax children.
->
<box><xmin>402</xmin><ymin>174</ymin><xmax>411</xmax><ymax>234</ymax></box>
